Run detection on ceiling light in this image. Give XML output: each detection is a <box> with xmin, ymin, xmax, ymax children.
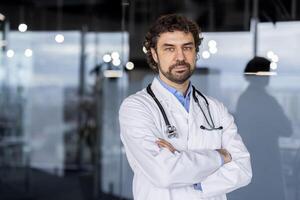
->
<box><xmin>18</xmin><ymin>23</ymin><xmax>28</xmax><ymax>32</ymax></box>
<box><xmin>7</xmin><ymin>49</ymin><xmax>14</xmax><ymax>58</ymax></box>
<box><xmin>209</xmin><ymin>47</ymin><xmax>217</xmax><ymax>54</ymax></box>
<box><xmin>103</xmin><ymin>54</ymin><xmax>112</xmax><ymax>63</ymax></box>
<box><xmin>24</xmin><ymin>49</ymin><xmax>33</xmax><ymax>57</ymax></box>
<box><xmin>271</xmin><ymin>54</ymin><xmax>279</xmax><ymax>63</ymax></box>
<box><xmin>55</xmin><ymin>34</ymin><xmax>64</xmax><ymax>43</ymax></box>
<box><xmin>112</xmin><ymin>58</ymin><xmax>121</xmax><ymax>66</ymax></box>
<box><xmin>125</xmin><ymin>62</ymin><xmax>134</xmax><ymax>70</ymax></box>
<box><xmin>267</xmin><ymin>51</ymin><xmax>274</xmax><ymax>59</ymax></box>
<box><xmin>208</xmin><ymin>40</ymin><xmax>217</xmax><ymax>48</ymax></box>
<box><xmin>111</xmin><ymin>52</ymin><xmax>120</xmax><ymax>60</ymax></box>
<box><xmin>202</xmin><ymin>51</ymin><xmax>210</xmax><ymax>59</ymax></box>
<box><xmin>270</xmin><ymin>62</ymin><xmax>277</xmax><ymax>70</ymax></box>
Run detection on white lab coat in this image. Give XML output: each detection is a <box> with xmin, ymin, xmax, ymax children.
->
<box><xmin>119</xmin><ymin>78</ymin><xmax>252</xmax><ymax>200</ymax></box>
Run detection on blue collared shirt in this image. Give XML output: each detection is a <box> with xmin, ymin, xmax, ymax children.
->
<box><xmin>157</xmin><ymin>77</ymin><xmax>192</xmax><ymax>112</ymax></box>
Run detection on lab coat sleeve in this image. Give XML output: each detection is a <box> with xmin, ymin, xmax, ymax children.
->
<box><xmin>119</xmin><ymin>96</ymin><xmax>223</xmax><ymax>188</ymax></box>
<box><xmin>198</xmin><ymin>102</ymin><xmax>252</xmax><ymax>198</ymax></box>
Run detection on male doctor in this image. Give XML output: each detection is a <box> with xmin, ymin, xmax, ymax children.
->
<box><xmin>119</xmin><ymin>14</ymin><xmax>252</xmax><ymax>200</ymax></box>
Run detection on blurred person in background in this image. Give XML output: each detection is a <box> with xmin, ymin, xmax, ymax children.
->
<box><xmin>233</xmin><ymin>56</ymin><xmax>292</xmax><ymax>200</ymax></box>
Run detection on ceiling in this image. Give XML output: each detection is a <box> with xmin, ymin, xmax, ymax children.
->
<box><xmin>0</xmin><ymin>0</ymin><xmax>299</xmax><ymax>32</ymax></box>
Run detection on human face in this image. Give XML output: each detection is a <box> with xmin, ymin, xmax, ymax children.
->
<box><xmin>151</xmin><ymin>31</ymin><xmax>197</xmax><ymax>85</ymax></box>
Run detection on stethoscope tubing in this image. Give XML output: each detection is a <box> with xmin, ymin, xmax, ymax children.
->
<box><xmin>147</xmin><ymin>83</ymin><xmax>223</xmax><ymax>136</ymax></box>
<box><xmin>192</xmin><ymin>86</ymin><xmax>223</xmax><ymax>130</ymax></box>
<box><xmin>146</xmin><ymin>85</ymin><xmax>172</xmax><ymax>127</ymax></box>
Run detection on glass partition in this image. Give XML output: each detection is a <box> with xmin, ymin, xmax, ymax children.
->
<box><xmin>0</xmin><ymin>21</ymin><xmax>299</xmax><ymax>200</ymax></box>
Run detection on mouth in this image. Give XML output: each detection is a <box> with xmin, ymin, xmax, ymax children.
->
<box><xmin>173</xmin><ymin>65</ymin><xmax>188</xmax><ymax>73</ymax></box>
<box><xmin>175</xmin><ymin>64</ymin><xmax>187</xmax><ymax>68</ymax></box>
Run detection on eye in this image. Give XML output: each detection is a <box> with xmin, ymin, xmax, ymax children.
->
<box><xmin>183</xmin><ymin>46</ymin><xmax>193</xmax><ymax>51</ymax></box>
<box><xmin>165</xmin><ymin>47</ymin><xmax>175</xmax><ymax>52</ymax></box>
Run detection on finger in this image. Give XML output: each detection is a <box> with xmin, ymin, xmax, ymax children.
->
<box><xmin>157</xmin><ymin>139</ymin><xmax>172</xmax><ymax>147</ymax></box>
<box><xmin>156</xmin><ymin>141</ymin><xmax>171</xmax><ymax>149</ymax></box>
<box><xmin>156</xmin><ymin>142</ymin><xmax>170</xmax><ymax>149</ymax></box>
<box><xmin>156</xmin><ymin>139</ymin><xmax>177</xmax><ymax>153</ymax></box>
<box><xmin>156</xmin><ymin>141</ymin><xmax>175</xmax><ymax>153</ymax></box>
<box><xmin>156</xmin><ymin>140</ymin><xmax>173</xmax><ymax>149</ymax></box>
<box><xmin>157</xmin><ymin>138</ymin><xmax>168</xmax><ymax>143</ymax></box>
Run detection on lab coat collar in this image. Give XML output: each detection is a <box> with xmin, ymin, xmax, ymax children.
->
<box><xmin>150</xmin><ymin>77</ymin><xmax>208</xmax><ymax>123</ymax></box>
<box><xmin>151</xmin><ymin>78</ymin><xmax>190</xmax><ymax>118</ymax></box>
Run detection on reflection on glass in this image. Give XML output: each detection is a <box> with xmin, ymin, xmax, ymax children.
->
<box><xmin>233</xmin><ymin>57</ymin><xmax>293</xmax><ymax>200</ymax></box>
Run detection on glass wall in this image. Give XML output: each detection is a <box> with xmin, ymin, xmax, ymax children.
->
<box><xmin>0</xmin><ymin>17</ymin><xmax>299</xmax><ymax>200</ymax></box>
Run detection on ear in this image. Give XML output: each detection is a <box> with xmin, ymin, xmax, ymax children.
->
<box><xmin>150</xmin><ymin>48</ymin><xmax>158</xmax><ymax>63</ymax></box>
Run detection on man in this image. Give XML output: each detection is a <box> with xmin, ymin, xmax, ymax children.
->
<box><xmin>119</xmin><ymin>14</ymin><xmax>252</xmax><ymax>200</ymax></box>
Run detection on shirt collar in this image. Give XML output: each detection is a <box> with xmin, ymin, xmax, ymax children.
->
<box><xmin>157</xmin><ymin>76</ymin><xmax>192</xmax><ymax>98</ymax></box>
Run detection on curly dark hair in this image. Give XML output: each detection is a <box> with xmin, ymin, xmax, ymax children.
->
<box><xmin>143</xmin><ymin>14</ymin><xmax>202</xmax><ymax>72</ymax></box>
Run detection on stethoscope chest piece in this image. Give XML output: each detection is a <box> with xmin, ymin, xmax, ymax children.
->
<box><xmin>165</xmin><ymin>125</ymin><xmax>178</xmax><ymax>138</ymax></box>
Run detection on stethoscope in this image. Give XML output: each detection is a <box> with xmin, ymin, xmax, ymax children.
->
<box><xmin>146</xmin><ymin>84</ymin><xmax>223</xmax><ymax>139</ymax></box>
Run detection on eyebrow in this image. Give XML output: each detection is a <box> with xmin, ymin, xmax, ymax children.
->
<box><xmin>182</xmin><ymin>42</ymin><xmax>194</xmax><ymax>46</ymax></box>
<box><xmin>162</xmin><ymin>42</ymin><xmax>194</xmax><ymax>47</ymax></box>
<box><xmin>162</xmin><ymin>43</ymin><xmax>175</xmax><ymax>47</ymax></box>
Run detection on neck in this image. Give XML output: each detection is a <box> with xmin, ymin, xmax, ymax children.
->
<box><xmin>159</xmin><ymin>75</ymin><xmax>190</xmax><ymax>96</ymax></box>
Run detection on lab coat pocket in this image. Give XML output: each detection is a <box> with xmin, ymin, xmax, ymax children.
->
<box><xmin>200</xmin><ymin>129</ymin><xmax>222</xmax><ymax>149</ymax></box>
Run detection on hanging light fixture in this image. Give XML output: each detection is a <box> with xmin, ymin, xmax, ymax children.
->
<box><xmin>55</xmin><ymin>0</ymin><xmax>64</xmax><ymax>43</ymax></box>
<box><xmin>18</xmin><ymin>5</ymin><xmax>28</xmax><ymax>33</ymax></box>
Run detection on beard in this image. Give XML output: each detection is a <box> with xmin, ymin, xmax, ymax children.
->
<box><xmin>158</xmin><ymin>60</ymin><xmax>195</xmax><ymax>84</ymax></box>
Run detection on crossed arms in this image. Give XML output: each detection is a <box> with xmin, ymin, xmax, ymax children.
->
<box><xmin>119</xmin><ymin>97</ymin><xmax>252</xmax><ymax>197</ymax></box>
<box><xmin>156</xmin><ymin>139</ymin><xmax>232</xmax><ymax>164</ymax></box>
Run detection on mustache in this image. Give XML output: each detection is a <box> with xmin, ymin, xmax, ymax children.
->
<box><xmin>170</xmin><ymin>60</ymin><xmax>191</xmax><ymax>70</ymax></box>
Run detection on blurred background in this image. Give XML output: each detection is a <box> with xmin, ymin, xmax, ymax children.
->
<box><xmin>0</xmin><ymin>0</ymin><xmax>299</xmax><ymax>199</ymax></box>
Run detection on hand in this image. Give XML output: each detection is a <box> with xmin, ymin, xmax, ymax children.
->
<box><xmin>216</xmin><ymin>149</ymin><xmax>232</xmax><ymax>164</ymax></box>
<box><xmin>156</xmin><ymin>139</ymin><xmax>178</xmax><ymax>153</ymax></box>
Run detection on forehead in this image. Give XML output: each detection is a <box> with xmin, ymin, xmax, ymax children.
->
<box><xmin>156</xmin><ymin>31</ymin><xmax>194</xmax><ymax>46</ymax></box>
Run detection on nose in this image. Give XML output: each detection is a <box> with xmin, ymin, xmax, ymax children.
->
<box><xmin>175</xmin><ymin>48</ymin><xmax>185</xmax><ymax>61</ymax></box>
